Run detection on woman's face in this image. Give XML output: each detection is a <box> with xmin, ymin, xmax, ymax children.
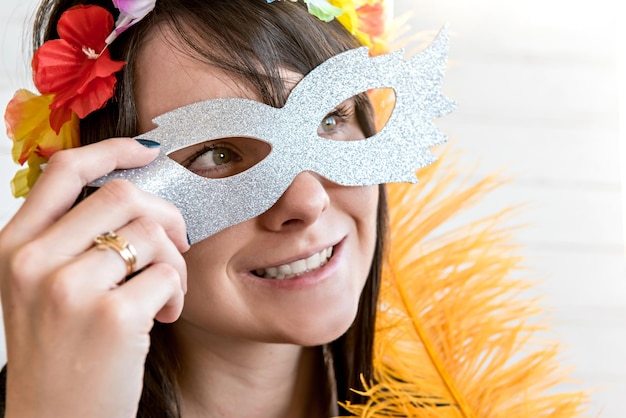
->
<box><xmin>134</xmin><ymin>28</ymin><xmax>379</xmax><ymax>346</ymax></box>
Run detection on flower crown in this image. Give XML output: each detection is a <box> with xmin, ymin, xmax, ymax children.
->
<box><xmin>5</xmin><ymin>0</ymin><xmax>391</xmax><ymax>198</ymax></box>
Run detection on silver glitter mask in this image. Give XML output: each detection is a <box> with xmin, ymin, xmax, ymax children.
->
<box><xmin>95</xmin><ymin>27</ymin><xmax>455</xmax><ymax>244</ymax></box>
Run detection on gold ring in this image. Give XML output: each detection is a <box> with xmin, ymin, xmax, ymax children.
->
<box><xmin>94</xmin><ymin>231</ymin><xmax>138</xmax><ymax>277</ymax></box>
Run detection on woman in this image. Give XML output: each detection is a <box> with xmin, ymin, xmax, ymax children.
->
<box><xmin>2</xmin><ymin>0</ymin><xmax>591</xmax><ymax>416</ymax></box>
<box><xmin>0</xmin><ymin>0</ymin><xmax>388</xmax><ymax>416</ymax></box>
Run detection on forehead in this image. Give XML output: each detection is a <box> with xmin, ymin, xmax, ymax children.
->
<box><xmin>133</xmin><ymin>26</ymin><xmax>301</xmax><ymax>132</ymax></box>
<box><xmin>133</xmin><ymin>28</ymin><xmax>251</xmax><ymax>131</ymax></box>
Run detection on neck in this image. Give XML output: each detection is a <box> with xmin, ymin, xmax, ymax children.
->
<box><xmin>171</xmin><ymin>322</ymin><xmax>333</xmax><ymax>418</ymax></box>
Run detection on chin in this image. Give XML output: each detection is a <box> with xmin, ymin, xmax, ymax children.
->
<box><xmin>278</xmin><ymin>299</ymin><xmax>361</xmax><ymax>347</ymax></box>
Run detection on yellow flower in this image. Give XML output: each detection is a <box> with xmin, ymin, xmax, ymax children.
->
<box><xmin>330</xmin><ymin>0</ymin><xmax>359</xmax><ymax>36</ymax></box>
<box><xmin>331</xmin><ymin>0</ymin><xmax>390</xmax><ymax>53</ymax></box>
<box><xmin>5</xmin><ymin>89</ymin><xmax>80</xmax><ymax>197</ymax></box>
<box><xmin>10</xmin><ymin>153</ymin><xmax>48</xmax><ymax>198</ymax></box>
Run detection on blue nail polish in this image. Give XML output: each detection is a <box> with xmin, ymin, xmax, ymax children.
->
<box><xmin>187</xmin><ymin>233</ymin><xmax>192</xmax><ymax>245</ymax></box>
<box><xmin>135</xmin><ymin>138</ymin><xmax>161</xmax><ymax>148</ymax></box>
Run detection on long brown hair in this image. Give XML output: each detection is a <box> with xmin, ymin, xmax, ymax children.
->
<box><xmin>32</xmin><ymin>0</ymin><xmax>388</xmax><ymax>415</ymax></box>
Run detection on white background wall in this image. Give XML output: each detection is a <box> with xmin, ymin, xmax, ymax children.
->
<box><xmin>399</xmin><ymin>0</ymin><xmax>626</xmax><ymax>416</ymax></box>
<box><xmin>0</xmin><ymin>0</ymin><xmax>625</xmax><ymax>416</ymax></box>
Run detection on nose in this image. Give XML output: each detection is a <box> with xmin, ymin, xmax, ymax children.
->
<box><xmin>258</xmin><ymin>171</ymin><xmax>330</xmax><ymax>231</ymax></box>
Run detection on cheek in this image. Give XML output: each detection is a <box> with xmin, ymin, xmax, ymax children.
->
<box><xmin>177</xmin><ymin>227</ymin><xmax>250</xmax><ymax>330</ymax></box>
<box><xmin>352</xmin><ymin>185</ymin><xmax>381</xmax><ymax>285</ymax></box>
<box><xmin>334</xmin><ymin>184</ymin><xmax>380</xmax><ymax>281</ymax></box>
<box><xmin>338</xmin><ymin>184</ymin><xmax>379</xmax><ymax>238</ymax></box>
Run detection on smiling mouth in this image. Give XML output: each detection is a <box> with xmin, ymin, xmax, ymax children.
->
<box><xmin>252</xmin><ymin>246</ymin><xmax>334</xmax><ymax>280</ymax></box>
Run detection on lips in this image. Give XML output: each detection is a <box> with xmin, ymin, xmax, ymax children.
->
<box><xmin>253</xmin><ymin>246</ymin><xmax>334</xmax><ymax>280</ymax></box>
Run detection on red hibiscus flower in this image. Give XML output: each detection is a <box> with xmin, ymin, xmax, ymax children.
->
<box><xmin>32</xmin><ymin>5</ymin><xmax>125</xmax><ymax>133</ymax></box>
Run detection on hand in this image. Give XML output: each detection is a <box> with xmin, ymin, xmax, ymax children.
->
<box><xmin>0</xmin><ymin>138</ymin><xmax>189</xmax><ymax>418</ymax></box>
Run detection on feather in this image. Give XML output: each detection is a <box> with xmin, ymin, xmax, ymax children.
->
<box><xmin>340</xmin><ymin>148</ymin><xmax>589</xmax><ymax>417</ymax></box>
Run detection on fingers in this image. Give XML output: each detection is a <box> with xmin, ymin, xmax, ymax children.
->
<box><xmin>0</xmin><ymin>137</ymin><xmax>187</xmax><ymax>418</ymax></box>
<box><xmin>1</xmin><ymin>137</ymin><xmax>189</xmax><ymax>283</ymax></box>
<box><xmin>19</xmin><ymin>179</ymin><xmax>189</xmax><ymax>279</ymax></box>
<box><xmin>0</xmin><ymin>135</ymin><xmax>186</xmax><ymax>333</ymax></box>
<box><xmin>68</xmin><ymin>216</ymin><xmax>188</xmax><ymax>293</ymax></box>
<box><xmin>1</xmin><ymin>256</ymin><xmax>184</xmax><ymax>418</ymax></box>
<box><xmin>68</xmin><ymin>178</ymin><xmax>188</xmax><ymax>252</ymax></box>
<box><xmin>46</xmin><ymin>262</ymin><xmax>186</xmax><ymax>329</ymax></box>
<box><xmin>6</xmin><ymin>180</ymin><xmax>188</xmax><ymax>284</ymax></box>
<box><xmin>115</xmin><ymin>262</ymin><xmax>185</xmax><ymax>324</ymax></box>
<box><xmin>6</xmin><ymin>138</ymin><xmax>160</xmax><ymax>246</ymax></box>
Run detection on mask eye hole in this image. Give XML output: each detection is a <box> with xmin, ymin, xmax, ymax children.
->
<box><xmin>317</xmin><ymin>89</ymin><xmax>396</xmax><ymax>141</ymax></box>
<box><xmin>168</xmin><ymin>137</ymin><xmax>271</xmax><ymax>179</ymax></box>
<box><xmin>369</xmin><ymin>88</ymin><xmax>395</xmax><ymax>134</ymax></box>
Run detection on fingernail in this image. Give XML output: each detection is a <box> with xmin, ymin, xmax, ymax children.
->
<box><xmin>135</xmin><ymin>138</ymin><xmax>161</xmax><ymax>148</ymax></box>
<box><xmin>187</xmin><ymin>233</ymin><xmax>192</xmax><ymax>246</ymax></box>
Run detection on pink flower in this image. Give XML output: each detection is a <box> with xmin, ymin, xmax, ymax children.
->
<box><xmin>106</xmin><ymin>0</ymin><xmax>157</xmax><ymax>44</ymax></box>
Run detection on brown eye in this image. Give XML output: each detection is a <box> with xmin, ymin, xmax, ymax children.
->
<box><xmin>320</xmin><ymin>115</ymin><xmax>337</xmax><ymax>132</ymax></box>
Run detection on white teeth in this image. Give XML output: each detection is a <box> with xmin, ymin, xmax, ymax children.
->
<box><xmin>305</xmin><ymin>252</ymin><xmax>320</xmax><ymax>270</ymax></box>
<box><xmin>290</xmin><ymin>259</ymin><xmax>307</xmax><ymax>275</ymax></box>
<box><xmin>257</xmin><ymin>246</ymin><xmax>334</xmax><ymax>280</ymax></box>
<box><xmin>277</xmin><ymin>264</ymin><xmax>292</xmax><ymax>276</ymax></box>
